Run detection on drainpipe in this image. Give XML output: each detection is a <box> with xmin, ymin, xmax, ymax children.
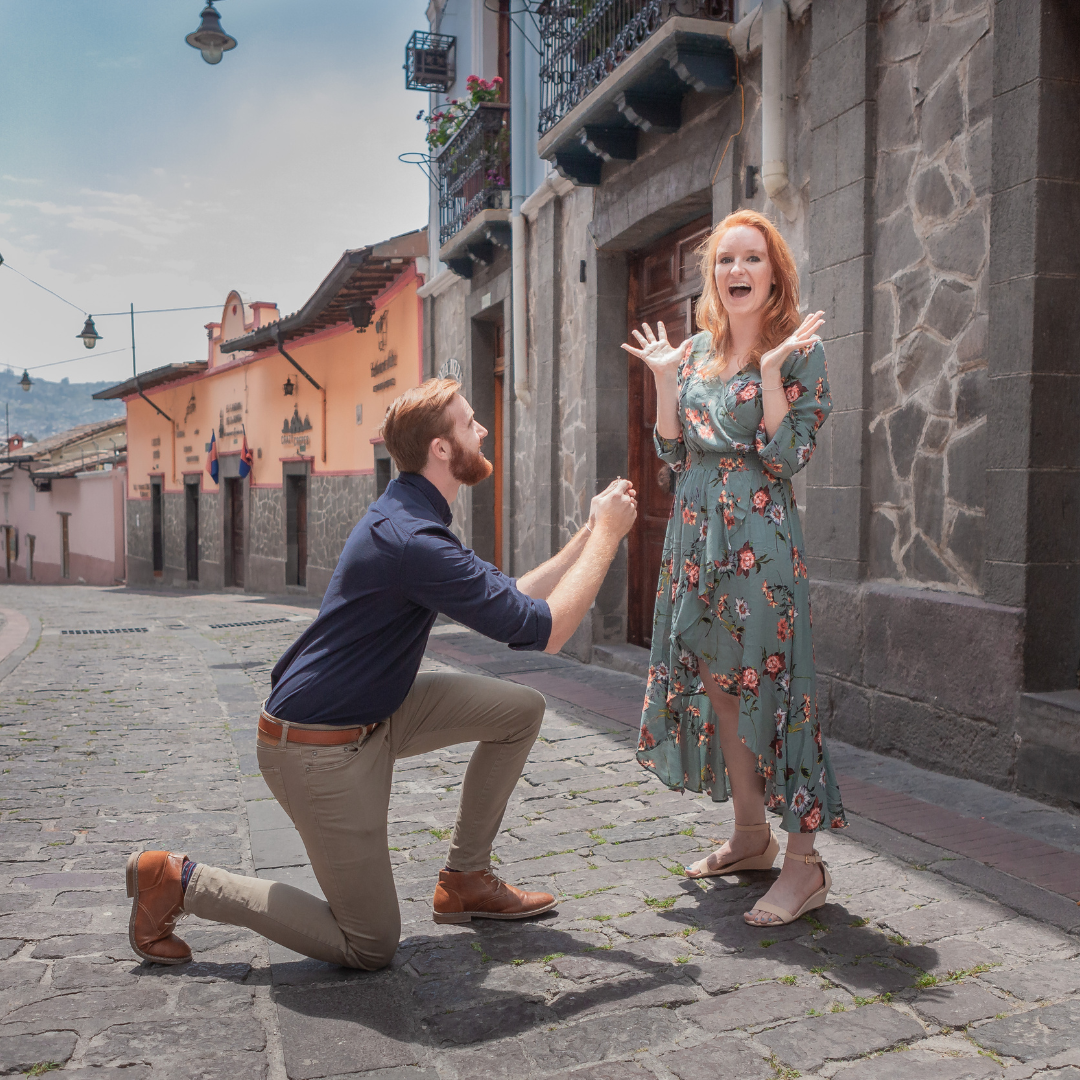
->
<box><xmin>761</xmin><ymin>0</ymin><xmax>799</xmax><ymax>222</ymax></box>
<box><xmin>275</xmin><ymin>329</ymin><xmax>326</xmax><ymax>464</ymax></box>
<box><xmin>510</xmin><ymin>12</ymin><xmax>531</xmax><ymax>406</ymax></box>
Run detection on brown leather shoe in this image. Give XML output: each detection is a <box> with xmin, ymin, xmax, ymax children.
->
<box><xmin>432</xmin><ymin>868</ymin><xmax>557</xmax><ymax>924</ymax></box>
<box><xmin>126</xmin><ymin>851</ymin><xmax>191</xmax><ymax>964</ymax></box>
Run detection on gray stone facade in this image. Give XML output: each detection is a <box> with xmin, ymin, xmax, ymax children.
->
<box><xmin>423</xmin><ymin>0</ymin><xmax>1080</xmax><ymax>807</ymax></box>
<box><xmin>125</xmin><ymin>473</ymin><xmax>375</xmax><ymax>598</ymax></box>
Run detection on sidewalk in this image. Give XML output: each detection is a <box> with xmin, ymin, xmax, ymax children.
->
<box><xmin>1</xmin><ymin>586</ymin><xmax>1078</xmax><ymax>1079</ymax></box>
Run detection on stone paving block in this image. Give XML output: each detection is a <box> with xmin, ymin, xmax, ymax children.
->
<box><xmin>275</xmin><ymin>979</ymin><xmax>425</xmax><ymax>1078</ymax></box>
<box><xmin>0</xmin><ymin>942</ymin><xmax>21</xmax><ymax>961</ymax></box>
<box><xmin>971</xmin><ymin>1000</ymin><xmax>1080</xmax><ymax>1062</ymax></box>
<box><xmin>81</xmin><ymin>1018</ymin><xmax>268</xmax><ymax>1075</ymax></box>
<box><xmin>28</xmin><ymin>933</ymin><xmax>131</xmax><ymax>960</ymax></box>
<box><xmin>914</xmin><ymin>982</ymin><xmax>1007</xmax><ymax>1026</ymax></box>
<box><xmin>510</xmin><ymin>852</ymin><xmax>593</xmax><ymax>877</ymax></box>
<box><xmin>658</xmin><ymin>1037</ymin><xmax>774</xmax><ymax>1079</ymax></box>
<box><xmin>894</xmin><ymin>937</ymin><xmax>1001</xmax><ymax>976</ymax></box>
<box><xmin>757</xmin><ymin>1003</ymin><xmax>926</xmax><ymax>1071</ymax></box>
<box><xmin>0</xmin><ymin>910</ymin><xmax>93</xmax><ymax>939</ymax></box>
<box><xmin>826</xmin><ymin>959</ymin><xmax>919</xmax><ymax>997</ymax></box>
<box><xmin>0</xmin><ymin>1029</ymin><xmax>78</xmax><ymax>1074</ymax></box>
<box><xmin>609</xmin><ymin>909</ymin><xmax>695</xmax><ymax>938</ymax></box>
<box><xmin>250</xmin><ymin>825</ymin><xmax>310</xmax><ymax>870</ymax></box>
<box><xmin>423</xmin><ymin>994</ymin><xmax>552</xmax><ymax>1046</ymax></box>
<box><xmin>58</xmin><ymin>1068</ymin><xmax>153</xmax><ymax>1080</ymax></box>
<box><xmin>601</xmin><ymin>836</ymin><xmax>703</xmax><ymax>862</ymax></box>
<box><xmin>551</xmin><ymin>969</ymin><xmax>701</xmax><ymax>1021</ymax></box>
<box><xmin>816</xmin><ymin>924</ymin><xmax>898</xmax><ymax>959</ymax></box>
<box><xmin>680</xmin><ymin>981</ymin><xmax>828</xmax><ymax>1032</ymax></box>
<box><xmin>4</xmin><ymin>985</ymin><xmax>171</xmax><ymax>1025</ymax></box>
<box><xmin>246</xmin><ymin>797</ymin><xmax>292</xmax><ymax>832</ymax></box>
<box><xmin>525</xmin><ymin>1006</ymin><xmax>687</xmax><ymax>1075</ymax></box>
<box><xmin>981</xmin><ymin>958</ymin><xmax>1080</xmax><ymax>1002</ymax></box>
<box><xmin>972</xmin><ymin>921</ymin><xmax>1079</xmax><ymax>961</ymax></box>
<box><xmin>686</xmin><ymin>943</ymin><xmax>820</xmax><ymax>994</ymax></box>
<box><xmin>833</xmin><ymin>1046</ymin><xmax>1003</xmax><ymax>1078</ymax></box>
<box><xmin>550</xmin><ymin>954</ymin><xmax>638</xmax><ymax>981</ymax></box>
<box><xmin>543</xmin><ymin>1063</ymin><xmax>656</xmax><ymax>1080</ymax></box>
<box><xmin>881</xmin><ymin>900</ymin><xmax>1016</xmax><ymax>943</ymax></box>
<box><xmin>0</xmin><ymin>960</ymin><xmax>46</xmax><ymax>990</ymax></box>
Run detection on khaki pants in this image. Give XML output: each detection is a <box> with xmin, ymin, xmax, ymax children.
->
<box><xmin>183</xmin><ymin>671</ymin><xmax>546</xmax><ymax>970</ymax></box>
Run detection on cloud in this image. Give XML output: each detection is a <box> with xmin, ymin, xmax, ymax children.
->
<box><xmin>1</xmin><ymin>175</ymin><xmax>43</xmax><ymax>184</ymax></box>
<box><xmin>8</xmin><ymin>190</ymin><xmax>195</xmax><ymax>248</ymax></box>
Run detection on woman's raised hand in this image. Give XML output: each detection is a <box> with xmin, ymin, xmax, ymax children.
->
<box><xmin>620</xmin><ymin>321</ymin><xmax>689</xmax><ymax>381</ymax></box>
<box><xmin>759</xmin><ymin>310</ymin><xmax>826</xmax><ymax>374</ymax></box>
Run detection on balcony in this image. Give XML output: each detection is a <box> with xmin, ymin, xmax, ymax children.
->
<box><xmin>437</xmin><ymin>102</ymin><xmax>511</xmax><ymax>278</ymax></box>
<box><xmin>538</xmin><ymin>0</ymin><xmax>736</xmax><ymax>186</ymax></box>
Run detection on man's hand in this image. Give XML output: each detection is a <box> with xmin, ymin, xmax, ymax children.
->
<box><xmin>590</xmin><ymin>478</ymin><xmax>637</xmax><ymax>539</ymax></box>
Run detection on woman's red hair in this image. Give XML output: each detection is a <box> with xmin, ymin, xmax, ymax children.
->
<box><xmin>694</xmin><ymin>210</ymin><xmax>801</xmax><ymax>378</ymax></box>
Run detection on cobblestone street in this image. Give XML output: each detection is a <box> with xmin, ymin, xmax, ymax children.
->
<box><xmin>2</xmin><ymin>586</ymin><xmax>1079</xmax><ymax>1080</ymax></box>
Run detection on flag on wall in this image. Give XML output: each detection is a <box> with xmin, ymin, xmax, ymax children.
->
<box><xmin>206</xmin><ymin>430</ymin><xmax>219</xmax><ymax>483</ymax></box>
<box><xmin>239</xmin><ymin>429</ymin><xmax>254</xmax><ymax>480</ymax></box>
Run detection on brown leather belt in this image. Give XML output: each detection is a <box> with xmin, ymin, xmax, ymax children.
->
<box><xmin>258</xmin><ymin>713</ymin><xmax>380</xmax><ymax>746</ymax></box>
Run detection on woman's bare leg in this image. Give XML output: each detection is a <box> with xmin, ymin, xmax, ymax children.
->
<box><xmin>697</xmin><ymin>659</ymin><xmax>826</xmax><ymax>923</ymax></box>
<box><xmin>695</xmin><ymin>659</ymin><xmax>769</xmax><ymax>866</ymax></box>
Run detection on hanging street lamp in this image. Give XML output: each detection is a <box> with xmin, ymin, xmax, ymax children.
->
<box><xmin>77</xmin><ymin>315</ymin><xmax>102</xmax><ymax>349</ymax></box>
<box><xmin>19</xmin><ymin>370</ymin><xmax>32</xmax><ymax>392</ymax></box>
<box><xmin>185</xmin><ymin>3</ymin><xmax>237</xmax><ymax>65</ymax></box>
<box><xmin>283</xmin><ymin>377</ymin><xmax>295</xmax><ymax>397</ymax></box>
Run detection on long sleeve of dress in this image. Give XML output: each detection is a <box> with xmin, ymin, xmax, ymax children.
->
<box><xmin>755</xmin><ymin>339</ymin><xmax>832</xmax><ymax>480</ymax></box>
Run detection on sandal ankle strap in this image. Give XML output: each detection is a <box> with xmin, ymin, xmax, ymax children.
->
<box><xmin>786</xmin><ymin>851</ymin><xmax>823</xmax><ymax>864</ymax></box>
<box><xmin>733</xmin><ymin>822</ymin><xmax>771</xmax><ymax>834</ymax></box>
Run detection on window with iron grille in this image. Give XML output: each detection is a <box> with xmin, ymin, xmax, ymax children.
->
<box><xmin>405</xmin><ymin>31</ymin><xmax>456</xmax><ymax>92</ymax></box>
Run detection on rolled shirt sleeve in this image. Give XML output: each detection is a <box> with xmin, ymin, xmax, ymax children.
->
<box><xmin>400</xmin><ymin>528</ymin><xmax>552</xmax><ymax>651</ymax></box>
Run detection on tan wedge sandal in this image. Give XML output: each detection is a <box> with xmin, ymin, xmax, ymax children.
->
<box><xmin>684</xmin><ymin>821</ymin><xmax>780</xmax><ymax>879</ymax></box>
<box><xmin>743</xmin><ymin>852</ymin><xmax>832</xmax><ymax>925</ymax></box>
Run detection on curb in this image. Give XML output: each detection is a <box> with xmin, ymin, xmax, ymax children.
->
<box><xmin>0</xmin><ymin>606</ymin><xmax>41</xmax><ymax>684</ymax></box>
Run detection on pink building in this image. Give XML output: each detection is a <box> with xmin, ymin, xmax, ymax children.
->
<box><xmin>0</xmin><ymin>419</ymin><xmax>127</xmax><ymax>586</ymax></box>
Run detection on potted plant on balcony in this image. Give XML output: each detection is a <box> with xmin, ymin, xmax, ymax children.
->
<box><xmin>418</xmin><ymin>74</ymin><xmax>503</xmax><ymax>150</ymax></box>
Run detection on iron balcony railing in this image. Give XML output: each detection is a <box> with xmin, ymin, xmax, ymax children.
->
<box><xmin>538</xmin><ymin>0</ymin><xmax>735</xmax><ymax>136</ymax></box>
<box><xmin>436</xmin><ymin>102</ymin><xmax>511</xmax><ymax>247</ymax></box>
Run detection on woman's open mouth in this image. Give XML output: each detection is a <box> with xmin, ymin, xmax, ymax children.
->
<box><xmin>728</xmin><ymin>282</ymin><xmax>752</xmax><ymax>298</ymax></box>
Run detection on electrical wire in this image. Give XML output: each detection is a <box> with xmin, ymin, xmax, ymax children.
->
<box><xmin>1</xmin><ymin>260</ymin><xmax>220</xmax><ymax>319</ymax></box>
<box><xmin>91</xmin><ymin>305</ymin><xmax>221</xmax><ymax>317</ymax></box>
<box><xmin>19</xmin><ymin>347</ymin><xmax>130</xmax><ymax>372</ymax></box>
<box><xmin>0</xmin><ymin>261</ymin><xmax>87</xmax><ymax>314</ymax></box>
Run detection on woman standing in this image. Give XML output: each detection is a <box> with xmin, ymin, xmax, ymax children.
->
<box><xmin>624</xmin><ymin>209</ymin><xmax>847</xmax><ymax>927</ymax></box>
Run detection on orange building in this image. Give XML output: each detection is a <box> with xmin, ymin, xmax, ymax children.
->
<box><xmin>95</xmin><ymin>228</ymin><xmax>426</xmax><ymax>595</ymax></box>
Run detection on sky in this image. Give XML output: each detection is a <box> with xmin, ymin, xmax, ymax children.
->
<box><xmin>0</xmin><ymin>1</ymin><xmax>431</xmax><ymax>387</ymax></box>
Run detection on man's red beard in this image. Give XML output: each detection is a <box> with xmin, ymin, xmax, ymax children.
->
<box><xmin>449</xmin><ymin>434</ymin><xmax>493</xmax><ymax>486</ymax></box>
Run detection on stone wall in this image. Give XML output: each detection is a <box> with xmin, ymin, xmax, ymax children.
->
<box><xmin>248</xmin><ymin>485</ymin><xmax>285</xmax><ymax>595</ymax></box>
<box><xmin>124</xmin><ymin>500</ymin><xmax>153</xmax><ymax>587</ymax></box>
<box><xmin>306</xmin><ymin>474</ymin><xmax>375</xmax><ymax>595</ymax></box>
<box><xmin>430</xmin><ymin>277</ymin><xmax>471</xmax><ymax>549</ymax></box>
<box><xmin>198</xmin><ymin>487</ymin><xmax>223</xmax><ymax>590</ymax></box>
<box><xmin>870</xmin><ymin>0</ymin><xmax>992</xmax><ymax>590</ymax></box>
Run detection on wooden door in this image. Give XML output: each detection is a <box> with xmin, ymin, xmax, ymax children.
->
<box><xmin>493</xmin><ymin>324</ymin><xmax>505</xmax><ymax>571</ymax></box>
<box><xmin>185</xmin><ymin>482</ymin><xmax>199</xmax><ymax>581</ymax></box>
<box><xmin>151</xmin><ymin>480</ymin><xmax>163</xmax><ymax>574</ymax></box>
<box><xmin>627</xmin><ymin>215</ymin><xmax>712</xmax><ymax>647</ymax></box>
<box><xmin>227</xmin><ymin>478</ymin><xmax>245</xmax><ymax>588</ymax></box>
<box><xmin>287</xmin><ymin>475</ymin><xmax>308</xmax><ymax>588</ymax></box>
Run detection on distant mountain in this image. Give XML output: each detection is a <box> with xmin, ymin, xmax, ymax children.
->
<box><xmin>0</xmin><ymin>369</ymin><xmax>124</xmax><ymax>443</ymax></box>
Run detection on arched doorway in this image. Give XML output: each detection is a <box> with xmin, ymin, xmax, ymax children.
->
<box><xmin>626</xmin><ymin>215</ymin><xmax>712</xmax><ymax>648</ymax></box>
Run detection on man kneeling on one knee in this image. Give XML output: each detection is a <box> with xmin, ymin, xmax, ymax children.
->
<box><xmin>126</xmin><ymin>378</ymin><xmax>638</xmax><ymax>970</ymax></box>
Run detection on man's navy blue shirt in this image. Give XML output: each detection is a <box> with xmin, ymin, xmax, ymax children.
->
<box><xmin>266</xmin><ymin>473</ymin><xmax>552</xmax><ymax>726</ymax></box>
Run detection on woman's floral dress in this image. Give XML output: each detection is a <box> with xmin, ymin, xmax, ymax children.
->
<box><xmin>636</xmin><ymin>332</ymin><xmax>847</xmax><ymax>834</ymax></box>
